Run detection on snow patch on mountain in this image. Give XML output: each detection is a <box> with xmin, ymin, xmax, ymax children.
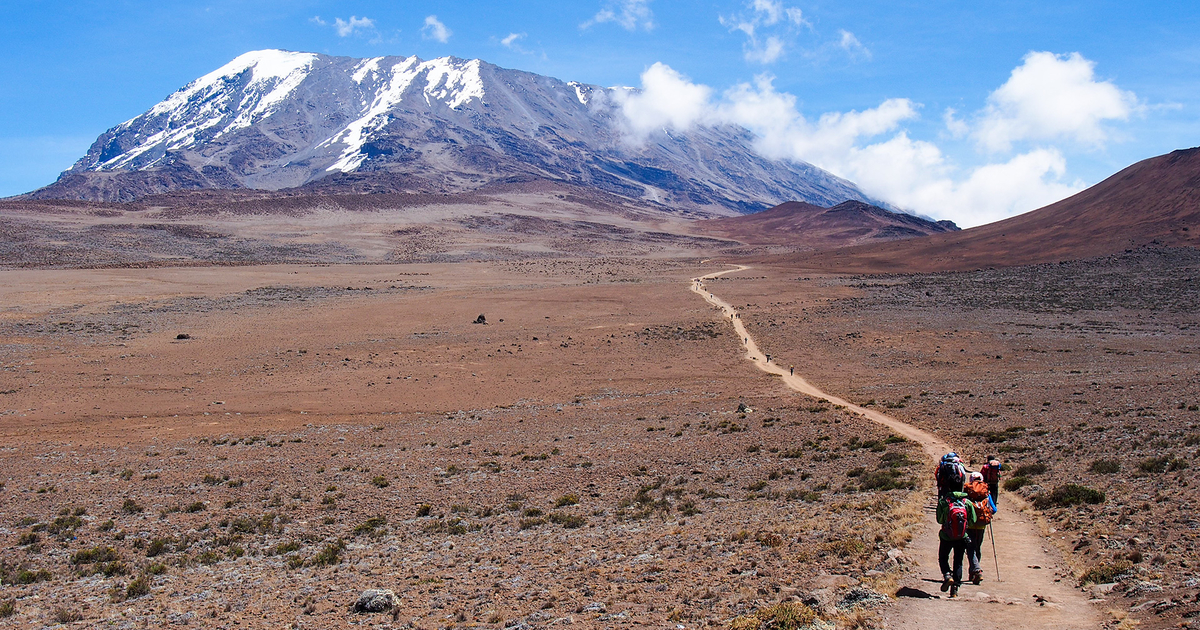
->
<box><xmin>324</xmin><ymin>56</ymin><xmax>485</xmax><ymax>172</ymax></box>
<box><xmin>99</xmin><ymin>50</ymin><xmax>318</xmax><ymax>169</ymax></box>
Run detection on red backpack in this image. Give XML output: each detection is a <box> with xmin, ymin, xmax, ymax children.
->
<box><xmin>942</xmin><ymin>500</ymin><xmax>969</xmax><ymax>540</ymax></box>
<box><xmin>981</xmin><ymin>463</ymin><xmax>1001</xmax><ymax>484</ymax></box>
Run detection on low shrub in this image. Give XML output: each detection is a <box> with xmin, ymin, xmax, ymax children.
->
<box><xmin>310</xmin><ymin>539</ymin><xmax>345</xmax><ymax>566</ymax></box>
<box><xmin>13</xmin><ymin>569</ymin><xmax>53</xmax><ymax>584</ymax></box>
<box><xmin>352</xmin><ymin>516</ymin><xmax>387</xmax><ymax>537</ymax></box>
<box><xmin>1139</xmin><ymin>456</ymin><xmax>1171</xmax><ymax>473</ymax></box>
<box><xmin>1090</xmin><ymin>459</ymin><xmax>1121</xmax><ymax>474</ymax></box>
<box><xmin>547</xmin><ymin>512</ymin><xmax>586</xmax><ymax>528</ymax></box>
<box><xmin>518</xmin><ymin>517</ymin><xmax>546</xmax><ymax>530</ymax></box>
<box><xmin>1079</xmin><ymin>560</ymin><xmax>1132</xmax><ymax>585</ymax></box>
<box><xmin>118</xmin><ymin>575</ymin><xmax>151</xmax><ymax>601</ymax></box>
<box><xmin>1003</xmin><ymin>476</ymin><xmax>1030</xmax><ymax>491</ymax></box>
<box><xmin>729</xmin><ymin>602</ymin><xmax>816</xmax><ymax>630</ymax></box>
<box><xmin>71</xmin><ymin>546</ymin><xmax>120</xmax><ymax>565</ymax></box>
<box><xmin>1013</xmin><ymin>462</ymin><xmax>1047</xmax><ymax>477</ymax></box>
<box><xmin>856</xmin><ymin>470</ymin><xmax>912</xmax><ymax>491</ymax></box>
<box><xmin>554</xmin><ymin>493</ymin><xmax>580</xmax><ymax>507</ymax></box>
<box><xmin>1034</xmin><ymin>484</ymin><xmax>1105</xmax><ymax>508</ymax></box>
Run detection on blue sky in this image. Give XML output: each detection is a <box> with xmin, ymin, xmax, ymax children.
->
<box><xmin>1</xmin><ymin>0</ymin><xmax>1197</xmax><ymax>225</ymax></box>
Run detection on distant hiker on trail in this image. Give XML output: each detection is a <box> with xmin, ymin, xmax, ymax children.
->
<box><xmin>981</xmin><ymin>455</ymin><xmax>1003</xmax><ymax>504</ymax></box>
<box><xmin>937</xmin><ymin>489</ymin><xmax>977</xmax><ymax>597</ymax></box>
<box><xmin>935</xmin><ymin>452</ymin><xmax>966</xmax><ymax>500</ymax></box>
<box><xmin>789</xmin><ymin>365</ymin><xmax>794</xmax><ymax>376</ymax></box>
<box><xmin>963</xmin><ymin>471</ymin><xmax>996</xmax><ymax>584</ymax></box>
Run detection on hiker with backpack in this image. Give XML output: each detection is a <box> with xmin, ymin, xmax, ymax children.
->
<box><xmin>936</xmin><ymin>487</ymin><xmax>977</xmax><ymax>597</ymax></box>
<box><xmin>980</xmin><ymin>456</ymin><xmax>1002</xmax><ymax>505</ymax></box>
<box><xmin>962</xmin><ymin>471</ymin><xmax>997</xmax><ymax>584</ymax></box>
<box><xmin>935</xmin><ymin>452</ymin><xmax>966</xmax><ymax>500</ymax></box>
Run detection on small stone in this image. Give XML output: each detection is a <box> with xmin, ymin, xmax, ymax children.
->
<box><xmin>352</xmin><ymin>589</ymin><xmax>399</xmax><ymax>613</ymax></box>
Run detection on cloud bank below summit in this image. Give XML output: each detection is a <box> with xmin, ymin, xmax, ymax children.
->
<box><xmin>616</xmin><ymin>52</ymin><xmax>1139</xmax><ymax>228</ymax></box>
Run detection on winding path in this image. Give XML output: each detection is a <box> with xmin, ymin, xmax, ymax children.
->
<box><xmin>692</xmin><ymin>265</ymin><xmax>1102</xmax><ymax>629</ymax></box>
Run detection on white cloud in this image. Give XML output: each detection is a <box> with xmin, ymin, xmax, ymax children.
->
<box><xmin>615</xmin><ymin>57</ymin><xmax>1124</xmax><ymax>227</ymax></box>
<box><xmin>334</xmin><ymin>16</ymin><xmax>374</xmax><ymax>37</ymax></box>
<box><xmin>973</xmin><ymin>51</ymin><xmax>1139</xmax><ymax>152</ymax></box>
<box><xmin>837</xmin><ymin>30</ymin><xmax>870</xmax><ymax>60</ymax></box>
<box><xmin>943</xmin><ymin>108</ymin><xmax>969</xmax><ymax>138</ymax></box>
<box><xmin>745</xmin><ymin>36</ymin><xmax>785</xmax><ymax>63</ymax></box>
<box><xmin>501</xmin><ymin>33</ymin><xmax>525</xmax><ymax>48</ymax></box>
<box><xmin>615</xmin><ymin>63</ymin><xmax>713</xmax><ymax>138</ymax></box>
<box><xmin>721</xmin><ymin>0</ymin><xmax>806</xmax><ymax>64</ymax></box>
<box><xmin>422</xmin><ymin>15</ymin><xmax>452</xmax><ymax>43</ymax></box>
<box><xmin>582</xmin><ymin>0</ymin><xmax>654</xmax><ymax>32</ymax></box>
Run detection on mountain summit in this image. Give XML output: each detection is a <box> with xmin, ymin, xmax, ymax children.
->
<box><xmin>30</xmin><ymin>49</ymin><xmax>874</xmax><ymax>212</ymax></box>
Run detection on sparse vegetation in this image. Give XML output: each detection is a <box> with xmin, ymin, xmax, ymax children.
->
<box><xmin>1079</xmin><ymin>560</ymin><xmax>1133</xmax><ymax>585</ymax></box>
<box><xmin>1034</xmin><ymin>484</ymin><xmax>1105</xmax><ymax>508</ymax></box>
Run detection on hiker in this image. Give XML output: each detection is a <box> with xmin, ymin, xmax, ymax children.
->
<box><xmin>980</xmin><ymin>455</ymin><xmax>1003</xmax><ymax>505</ymax></box>
<box><xmin>789</xmin><ymin>365</ymin><xmax>794</xmax><ymax>376</ymax></box>
<box><xmin>937</xmin><ymin>489</ymin><xmax>977</xmax><ymax>597</ymax></box>
<box><xmin>963</xmin><ymin>471</ymin><xmax>996</xmax><ymax>584</ymax></box>
<box><xmin>935</xmin><ymin>452</ymin><xmax>966</xmax><ymax>500</ymax></box>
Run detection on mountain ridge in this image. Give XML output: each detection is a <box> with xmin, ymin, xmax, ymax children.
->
<box><xmin>776</xmin><ymin>146</ymin><xmax>1200</xmax><ymax>272</ymax></box>
<box><xmin>694</xmin><ymin>199</ymin><xmax>959</xmax><ymax>250</ymax></box>
<box><xmin>25</xmin><ymin>49</ymin><xmax>880</xmax><ymax>214</ymax></box>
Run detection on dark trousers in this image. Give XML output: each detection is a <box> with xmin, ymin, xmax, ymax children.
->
<box><xmin>938</xmin><ymin>537</ymin><xmax>968</xmax><ymax>582</ymax></box>
<box><xmin>966</xmin><ymin>528</ymin><xmax>986</xmax><ymax>575</ymax></box>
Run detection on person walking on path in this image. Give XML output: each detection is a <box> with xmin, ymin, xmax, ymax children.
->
<box><xmin>935</xmin><ymin>452</ymin><xmax>966</xmax><ymax>501</ymax></box>
<box><xmin>937</xmin><ymin>489</ymin><xmax>977</xmax><ymax>597</ymax></box>
<box><xmin>981</xmin><ymin>455</ymin><xmax>1003</xmax><ymax>505</ymax></box>
<box><xmin>963</xmin><ymin>471</ymin><xmax>996</xmax><ymax>584</ymax></box>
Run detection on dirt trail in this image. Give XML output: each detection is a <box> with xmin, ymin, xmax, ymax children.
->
<box><xmin>692</xmin><ymin>266</ymin><xmax>1103</xmax><ymax>629</ymax></box>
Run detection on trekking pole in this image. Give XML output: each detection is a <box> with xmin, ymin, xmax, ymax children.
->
<box><xmin>988</xmin><ymin>523</ymin><xmax>1001</xmax><ymax>582</ymax></box>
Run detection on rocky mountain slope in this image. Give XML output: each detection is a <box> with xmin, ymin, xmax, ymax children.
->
<box><xmin>784</xmin><ymin>147</ymin><xmax>1200</xmax><ymax>272</ymax></box>
<box><xmin>695</xmin><ymin>199</ymin><xmax>958</xmax><ymax>249</ymax></box>
<box><xmin>26</xmin><ymin>50</ymin><xmax>873</xmax><ymax>213</ymax></box>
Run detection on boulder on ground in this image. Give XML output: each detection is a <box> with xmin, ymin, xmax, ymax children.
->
<box><xmin>353</xmin><ymin>589</ymin><xmax>399</xmax><ymax>613</ymax></box>
<box><xmin>473</xmin><ymin>314</ymin><xmax>487</xmax><ymax>324</ymax></box>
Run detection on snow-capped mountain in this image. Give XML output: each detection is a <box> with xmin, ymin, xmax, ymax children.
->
<box><xmin>33</xmin><ymin>49</ymin><xmax>875</xmax><ymax>212</ymax></box>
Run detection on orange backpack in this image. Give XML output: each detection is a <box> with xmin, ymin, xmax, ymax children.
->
<box><xmin>973</xmin><ymin>499</ymin><xmax>994</xmax><ymax>526</ymax></box>
<box><xmin>964</xmin><ymin>479</ymin><xmax>989</xmax><ymax>501</ymax></box>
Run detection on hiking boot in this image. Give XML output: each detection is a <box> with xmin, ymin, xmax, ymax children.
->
<box><xmin>971</xmin><ymin>571</ymin><xmax>982</xmax><ymax>585</ymax></box>
<box><xmin>949</xmin><ymin>583</ymin><xmax>959</xmax><ymax>598</ymax></box>
<box><xmin>940</xmin><ymin>575</ymin><xmax>951</xmax><ymax>592</ymax></box>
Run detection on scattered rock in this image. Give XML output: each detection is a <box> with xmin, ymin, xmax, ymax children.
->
<box><xmin>581</xmin><ymin>602</ymin><xmax>606</xmax><ymax>613</ymax></box>
<box><xmin>473</xmin><ymin>314</ymin><xmax>487</xmax><ymax>324</ymax></box>
<box><xmin>895</xmin><ymin>586</ymin><xmax>935</xmax><ymax>599</ymax></box>
<box><xmin>1126</xmin><ymin>581</ymin><xmax>1164</xmax><ymax>597</ymax></box>
<box><xmin>352</xmin><ymin>589</ymin><xmax>400</xmax><ymax>613</ymax></box>
<box><xmin>175</xmin><ymin>333</ymin><xmax>191</xmax><ymax>339</ymax></box>
<box><xmin>736</xmin><ymin>402</ymin><xmax>753</xmax><ymax>413</ymax></box>
<box><xmin>837</xmin><ymin>586</ymin><xmax>889</xmax><ymax>611</ymax></box>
